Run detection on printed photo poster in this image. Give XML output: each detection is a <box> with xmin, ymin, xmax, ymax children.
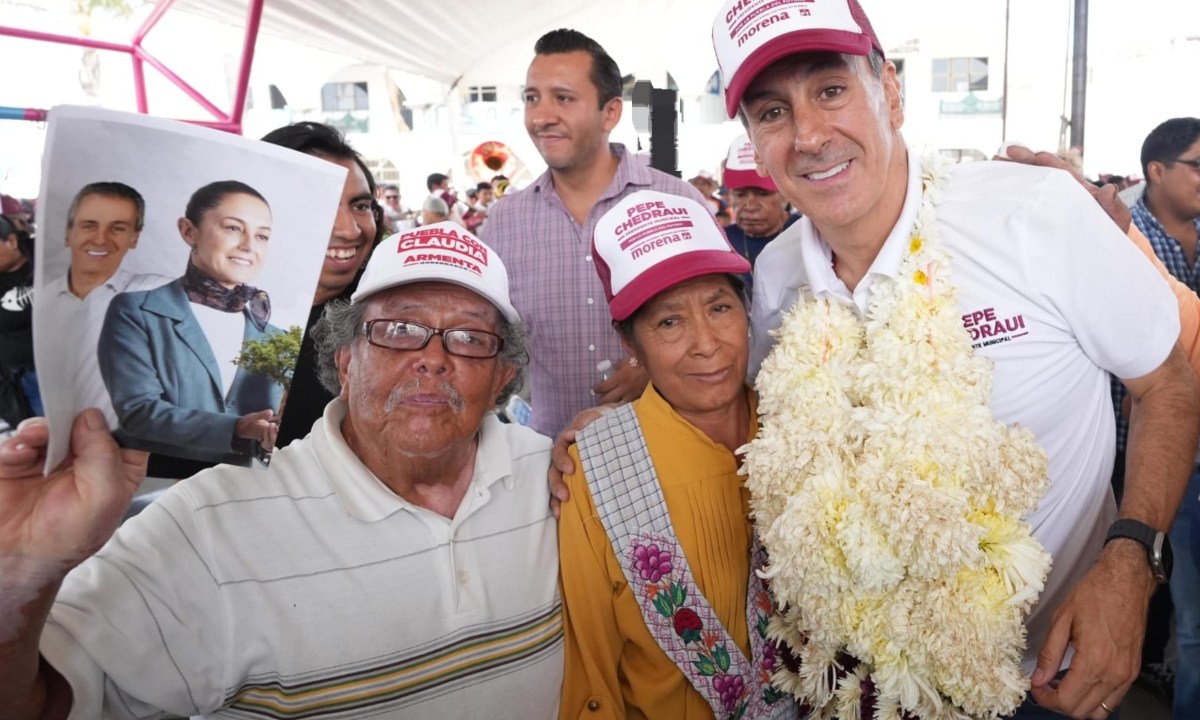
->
<box><xmin>34</xmin><ymin>106</ymin><xmax>346</xmax><ymax>472</ymax></box>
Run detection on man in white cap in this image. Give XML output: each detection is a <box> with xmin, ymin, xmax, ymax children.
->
<box><xmin>712</xmin><ymin>0</ymin><xmax>1199</xmax><ymax>718</ymax></box>
<box><xmin>0</xmin><ymin>222</ymin><xmax>562</xmax><ymax>719</ymax></box>
<box><xmin>720</xmin><ymin>134</ymin><xmax>799</xmax><ymax>298</ymax></box>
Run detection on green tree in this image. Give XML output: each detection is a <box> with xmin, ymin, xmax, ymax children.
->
<box><xmin>233</xmin><ymin>326</ymin><xmax>304</xmax><ymax>389</ymax></box>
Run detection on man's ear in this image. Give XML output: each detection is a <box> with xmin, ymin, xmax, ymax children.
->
<box><xmin>335</xmin><ymin>346</ymin><xmax>352</xmax><ymax>401</ymax></box>
<box><xmin>1146</xmin><ymin>160</ymin><xmax>1165</xmax><ymax>187</ymax></box>
<box><xmin>602</xmin><ymin>97</ymin><xmax>623</xmax><ymax>133</ymax></box>
<box><xmin>881</xmin><ymin>60</ymin><xmax>904</xmax><ymax>131</ymax></box>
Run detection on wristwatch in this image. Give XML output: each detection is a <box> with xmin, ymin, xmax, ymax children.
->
<box><xmin>1104</xmin><ymin>519</ymin><xmax>1172</xmax><ymax>584</ymax></box>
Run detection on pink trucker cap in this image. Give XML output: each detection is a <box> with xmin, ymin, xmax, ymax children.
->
<box><xmin>722</xmin><ymin>134</ymin><xmax>778</xmax><ymax>192</ymax></box>
<box><xmin>713</xmin><ymin>0</ymin><xmax>884</xmax><ymax>117</ymax></box>
<box><xmin>593</xmin><ymin>191</ymin><xmax>750</xmax><ymax>321</ymax></box>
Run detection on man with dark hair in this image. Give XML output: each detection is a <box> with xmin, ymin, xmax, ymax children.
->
<box><xmin>1111</xmin><ymin>116</ymin><xmax>1200</xmax><ymax>716</ymax></box>
<box><xmin>258</xmin><ymin>122</ymin><xmax>383</xmax><ymax>449</ymax></box>
<box><xmin>0</xmin><ymin>223</ymin><xmax>563</xmax><ymax>719</ymax></box>
<box><xmin>40</xmin><ymin>182</ymin><xmax>167</xmax><ymax>429</ymax></box>
<box><xmin>425</xmin><ymin>172</ymin><xmax>466</xmax><ymax>226</ymax></box>
<box><xmin>482</xmin><ymin>27</ymin><xmax>708</xmax><ymax>437</ymax></box>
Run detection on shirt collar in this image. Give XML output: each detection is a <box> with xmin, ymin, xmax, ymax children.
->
<box><xmin>798</xmin><ymin>146</ymin><xmax>923</xmax><ymax>309</ymax></box>
<box><xmin>533</xmin><ymin>143</ymin><xmax>651</xmax><ymax>201</ymax></box>
<box><xmin>54</xmin><ymin>266</ymin><xmax>136</xmax><ymax>299</ymax></box>
<box><xmin>637</xmin><ymin>381</ymin><xmax>759</xmax><ymax>448</ymax></box>
<box><xmin>311</xmin><ymin>400</ymin><xmax>513</xmax><ymax>522</ymax></box>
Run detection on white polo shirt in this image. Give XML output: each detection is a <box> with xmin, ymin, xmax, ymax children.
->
<box><xmin>41</xmin><ymin>401</ymin><xmax>563</xmax><ymax>719</ymax></box>
<box><xmin>750</xmin><ymin>149</ymin><xmax>1178</xmax><ymax>671</ymax></box>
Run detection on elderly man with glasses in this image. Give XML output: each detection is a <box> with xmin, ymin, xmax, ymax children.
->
<box><xmin>0</xmin><ymin>222</ymin><xmax>563</xmax><ymax>719</ymax></box>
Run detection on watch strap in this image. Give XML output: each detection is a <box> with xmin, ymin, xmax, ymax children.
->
<box><xmin>1105</xmin><ymin>518</ymin><xmax>1169</xmax><ymax>584</ymax></box>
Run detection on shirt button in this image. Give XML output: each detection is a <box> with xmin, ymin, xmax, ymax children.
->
<box><xmin>587</xmin><ymin>700</ymin><xmax>601</xmax><ymax>711</ymax></box>
<box><xmin>585</xmin><ymin>255</ymin><xmax>593</xmax><ymax>262</ymax></box>
<box><xmin>586</xmin><ymin>298</ymin><xmax>594</xmax><ymax>305</ymax></box>
<box><xmin>457</xmin><ymin>571</ymin><xmax>470</xmax><ymax>585</ymax></box>
<box><xmin>588</xmin><ymin>344</ymin><xmax>595</xmax><ymax>351</ymax></box>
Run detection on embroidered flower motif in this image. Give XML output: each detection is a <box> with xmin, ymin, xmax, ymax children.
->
<box><xmin>673</xmin><ymin>608</ymin><xmax>703</xmax><ymax>643</ymax></box>
<box><xmin>742</xmin><ymin>153</ymin><xmax>1051</xmax><ymax>719</ymax></box>
<box><xmin>632</xmin><ymin>542</ymin><xmax>673</xmax><ymax>583</ymax></box>
<box><xmin>714</xmin><ymin>674</ymin><xmax>746</xmax><ymax>712</ymax></box>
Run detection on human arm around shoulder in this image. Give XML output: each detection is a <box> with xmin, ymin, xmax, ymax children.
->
<box><xmin>1125</xmin><ymin>225</ymin><xmax>1200</xmax><ymax>377</ymax></box>
<box><xmin>994</xmin><ymin>144</ymin><xmax>1200</xmax><ymax>378</ymax></box>
<box><xmin>0</xmin><ymin>413</ymin><xmax>147</xmax><ymax>720</ymax></box>
<box><xmin>557</xmin><ymin>444</ymin><xmax>623</xmax><ymax>720</ymax></box>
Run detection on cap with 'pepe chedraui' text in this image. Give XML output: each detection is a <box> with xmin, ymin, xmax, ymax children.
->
<box><xmin>592</xmin><ymin>190</ymin><xmax>750</xmax><ymax>321</ymax></box>
<box><xmin>712</xmin><ymin>0</ymin><xmax>884</xmax><ymax>117</ymax></box>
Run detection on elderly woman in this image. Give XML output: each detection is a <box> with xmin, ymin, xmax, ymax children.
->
<box><xmin>98</xmin><ymin>180</ymin><xmax>282</xmax><ymax>465</ymax></box>
<box><xmin>558</xmin><ymin>191</ymin><xmax>794</xmax><ymax>719</ymax></box>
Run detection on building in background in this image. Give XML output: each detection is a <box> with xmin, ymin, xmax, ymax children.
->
<box><xmin>2</xmin><ymin>0</ymin><xmax>1198</xmax><ymax>201</ymax></box>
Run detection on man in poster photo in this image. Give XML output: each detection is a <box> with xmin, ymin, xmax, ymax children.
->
<box><xmin>39</xmin><ymin>182</ymin><xmax>167</xmax><ymax>428</ymax></box>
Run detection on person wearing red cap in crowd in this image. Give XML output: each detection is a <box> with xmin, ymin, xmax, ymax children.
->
<box><xmin>708</xmin><ymin>1</ymin><xmax>1198</xmax><ymax>718</ymax></box>
<box><xmin>0</xmin><ymin>222</ymin><xmax>564</xmax><ymax>719</ymax></box>
<box><xmin>557</xmin><ymin>190</ymin><xmax>795</xmax><ymax>719</ymax></box>
<box><xmin>0</xmin><ymin>195</ymin><xmax>30</xmax><ymax>236</ymax></box>
<box><xmin>720</xmin><ymin>134</ymin><xmax>799</xmax><ymax>299</ymax></box>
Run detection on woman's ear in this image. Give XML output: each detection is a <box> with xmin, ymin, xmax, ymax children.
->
<box><xmin>178</xmin><ymin>217</ymin><xmax>197</xmax><ymax>249</ymax></box>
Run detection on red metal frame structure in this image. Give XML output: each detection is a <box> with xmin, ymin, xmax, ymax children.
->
<box><xmin>0</xmin><ymin>0</ymin><xmax>264</xmax><ymax>134</ymax></box>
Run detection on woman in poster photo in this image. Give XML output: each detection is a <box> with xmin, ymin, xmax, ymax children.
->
<box><xmin>98</xmin><ymin>180</ymin><xmax>282</xmax><ymax>464</ymax></box>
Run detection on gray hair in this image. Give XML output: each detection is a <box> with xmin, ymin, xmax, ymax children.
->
<box><xmin>422</xmin><ymin>195</ymin><xmax>449</xmax><ymax>216</ymax></box>
<box><xmin>67</xmin><ymin>181</ymin><xmax>146</xmax><ymax>232</ymax></box>
<box><xmin>312</xmin><ymin>297</ymin><xmax>529</xmax><ymax>408</ymax></box>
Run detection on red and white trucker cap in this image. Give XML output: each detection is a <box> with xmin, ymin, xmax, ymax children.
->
<box><xmin>722</xmin><ymin>134</ymin><xmax>778</xmax><ymax>192</ymax></box>
<box><xmin>352</xmin><ymin>221</ymin><xmax>520</xmax><ymax>323</ymax></box>
<box><xmin>593</xmin><ymin>191</ymin><xmax>750</xmax><ymax>321</ymax></box>
<box><xmin>713</xmin><ymin>0</ymin><xmax>885</xmax><ymax>118</ymax></box>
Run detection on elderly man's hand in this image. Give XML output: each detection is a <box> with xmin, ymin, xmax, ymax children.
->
<box><xmin>0</xmin><ymin>412</ymin><xmax>147</xmax><ymax>585</ymax></box>
<box><xmin>592</xmin><ymin>357</ymin><xmax>648</xmax><ymax>405</ymax></box>
<box><xmin>547</xmin><ymin>405</ymin><xmax>617</xmax><ymax>518</ymax></box>
<box><xmin>994</xmin><ymin>143</ymin><xmax>1132</xmax><ymax>233</ymax></box>
<box><xmin>1029</xmin><ymin>542</ymin><xmax>1154</xmax><ymax>719</ymax></box>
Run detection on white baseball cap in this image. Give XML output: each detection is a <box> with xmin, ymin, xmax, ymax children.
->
<box><xmin>712</xmin><ymin>0</ymin><xmax>885</xmax><ymax>118</ymax></box>
<box><xmin>722</xmin><ymin>134</ymin><xmax>778</xmax><ymax>192</ymax></box>
<box><xmin>351</xmin><ymin>221</ymin><xmax>520</xmax><ymax>323</ymax></box>
<box><xmin>593</xmin><ymin>191</ymin><xmax>750</xmax><ymax>321</ymax></box>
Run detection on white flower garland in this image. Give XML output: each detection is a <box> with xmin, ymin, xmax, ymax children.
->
<box><xmin>742</xmin><ymin>155</ymin><xmax>1052</xmax><ymax>720</ymax></box>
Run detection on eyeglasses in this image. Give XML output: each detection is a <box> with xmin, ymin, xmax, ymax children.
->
<box><xmin>359</xmin><ymin>319</ymin><xmax>505</xmax><ymax>359</ymax></box>
<box><xmin>1173</xmin><ymin>157</ymin><xmax>1200</xmax><ymax>171</ymax></box>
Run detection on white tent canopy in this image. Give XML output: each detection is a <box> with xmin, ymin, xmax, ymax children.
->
<box><xmin>173</xmin><ymin>0</ymin><xmax>729</xmax><ymax>94</ymax></box>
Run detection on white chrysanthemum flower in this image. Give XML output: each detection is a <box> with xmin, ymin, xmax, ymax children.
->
<box><xmin>745</xmin><ymin>154</ymin><xmax>1050</xmax><ymax>719</ymax></box>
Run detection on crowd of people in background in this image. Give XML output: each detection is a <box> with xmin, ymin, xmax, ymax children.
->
<box><xmin>1</xmin><ymin>2</ymin><xmax>1199</xmax><ymax>717</ymax></box>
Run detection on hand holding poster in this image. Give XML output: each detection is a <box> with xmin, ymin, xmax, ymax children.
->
<box><xmin>34</xmin><ymin>106</ymin><xmax>347</xmax><ymax>471</ymax></box>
